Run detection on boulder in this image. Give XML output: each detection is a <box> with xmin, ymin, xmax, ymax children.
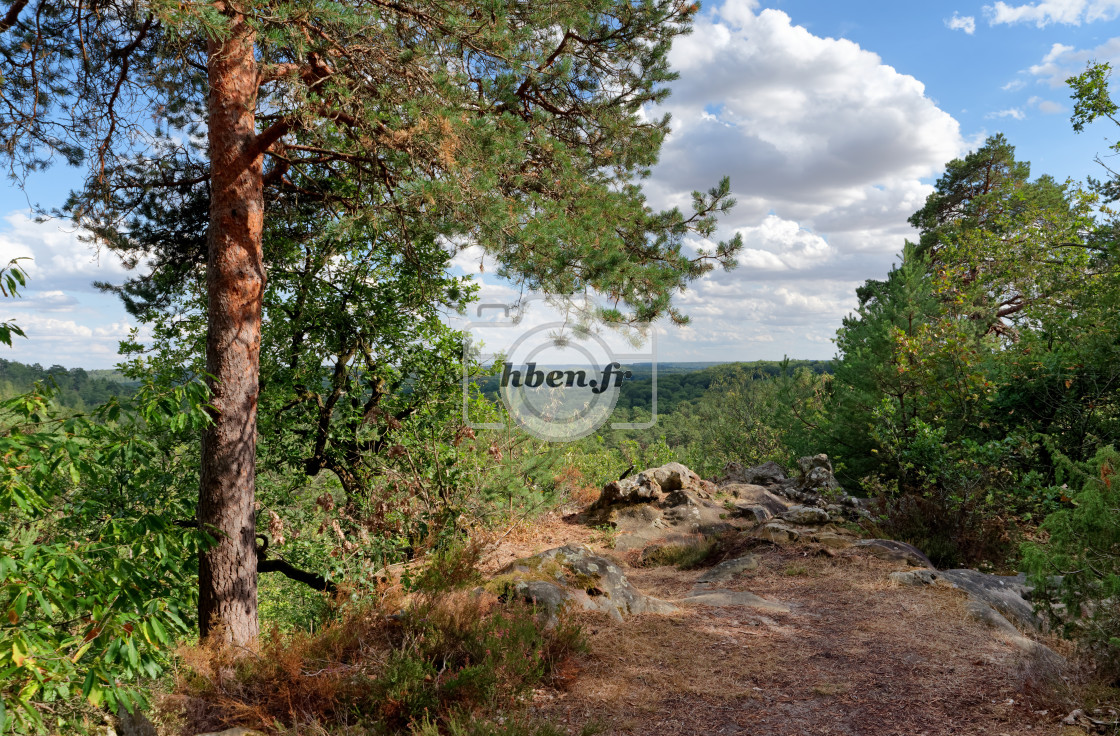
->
<box><xmin>890</xmin><ymin>568</ymin><xmax>1040</xmax><ymax>631</ymax></box>
<box><xmin>592</xmin><ymin>462</ymin><xmax>710</xmax><ymax>511</ymax></box>
<box><xmin>696</xmin><ymin>555</ymin><xmax>760</xmax><ymax>584</ymax></box>
<box><xmin>723</xmin><ymin>483</ymin><xmax>791</xmax><ymax>515</ymax></box>
<box><xmin>643</xmin><ymin>462</ymin><xmax>706</xmax><ymax>493</ymax></box>
<box><xmin>754</xmin><ymin>520</ymin><xmax>800</xmax><ymax>544</ymax></box>
<box><xmin>796</xmin><ymin>454</ymin><xmax>840</xmax><ymax>493</ymax></box>
<box><xmin>780</xmin><ymin>505</ymin><xmax>831</xmax><ymax>525</ymax></box>
<box><xmin>495</xmin><ymin>544</ymin><xmax>677</xmax><ymax>622</ymax></box>
<box><xmin>593</xmin><ymin>474</ymin><xmax>664</xmax><ymax>508</ymax></box>
<box><xmin>731</xmin><ymin>503</ymin><xmax>774</xmax><ymax>523</ymax></box>
<box><xmin>852</xmin><ymin>539</ymin><xmax>934</xmax><ymax>569</ymax></box>
<box><xmin>719</xmin><ymin>461</ymin><xmax>788</xmax><ymax>487</ymax></box>
<box><xmin>808</xmin><ymin>530</ymin><xmax>857</xmax><ymax>550</ymax></box>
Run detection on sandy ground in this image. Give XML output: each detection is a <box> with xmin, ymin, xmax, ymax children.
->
<box><xmin>484</xmin><ymin>512</ymin><xmax>1073</xmax><ymax>736</ymax></box>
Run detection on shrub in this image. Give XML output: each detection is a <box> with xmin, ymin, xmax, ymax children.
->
<box><xmin>171</xmin><ymin>550</ymin><xmax>586</xmax><ymax>735</ymax></box>
<box><xmin>1023</xmin><ymin>446</ymin><xmax>1120</xmax><ymax>680</ymax></box>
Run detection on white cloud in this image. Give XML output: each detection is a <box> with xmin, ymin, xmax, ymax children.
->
<box><xmin>636</xmin><ymin>0</ymin><xmax>966</xmax><ymax>357</ymax></box>
<box><xmin>987</xmin><ymin>107</ymin><xmax>1027</xmax><ymax>119</ymax></box>
<box><xmin>0</xmin><ymin>212</ymin><xmax>135</xmax><ymax>293</ymax></box>
<box><xmin>6</xmin><ymin>290</ymin><xmax>79</xmax><ymax>312</ymax></box>
<box><xmin>734</xmin><ymin>216</ymin><xmax>835</xmax><ymax>272</ymax></box>
<box><xmin>1027</xmin><ymin>95</ymin><xmax>1064</xmax><ymax>114</ymax></box>
<box><xmin>947</xmin><ymin>13</ymin><xmax>977</xmax><ymax>33</ymax></box>
<box><xmin>0</xmin><ymin>313</ymin><xmax>137</xmax><ymax>368</ymax></box>
<box><xmin>987</xmin><ymin>0</ymin><xmax>1120</xmax><ymax>26</ymax></box>
<box><xmin>1002</xmin><ymin>79</ymin><xmax>1027</xmax><ymax>91</ymax></box>
<box><xmin>0</xmin><ymin>213</ymin><xmax>147</xmax><ymax>367</ymax></box>
<box><xmin>1028</xmin><ymin>37</ymin><xmax>1120</xmax><ymax>87</ymax></box>
<box><xmin>0</xmin><ymin>0</ymin><xmax>972</xmax><ymax>364</ymax></box>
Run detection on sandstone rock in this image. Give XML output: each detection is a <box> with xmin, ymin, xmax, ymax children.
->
<box><xmin>810</xmin><ymin>530</ymin><xmax>856</xmax><ymax>550</ymax></box>
<box><xmin>796</xmin><ymin>454</ymin><xmax>840</xmax><ymax>492</ymax></box>
<box><xmin>593</xmin><ymin>474</ymin><xmax>663</xmax><ymax>508</ymax></box>
<box><xmin>496</xmin><ymin>544</ymin><xmax>677</xmax><ymax>622</ymax></box>
<box><xmin>680</xmin><ymin>589</ymin><xmax>790</xmax><ymax>613</ymax></box>
<box><xmin>696</xmin><ymin>555</ymin><xmax>760</xmax><ymax>584</ymax></box>
<box><xmin>891</xmin><ymin>568</ymin><xmax>1040</xmax><ymax>631</ymax></box>
<box><xmin>723</xmin><ymin>483</ymin><xmax>791</xmax><ymax>515</ymax></box>
<box><xmin>593</xmin><ymin>462</ymin><xmax>711</xmax><ymax>511</ymax></box>
<box><xmin>643</xmin><ymin>462</ymin><xmax>705</xmax><ymax>492</ymax></box>
<box><xmin>780</xmin><ymin>505</ymin><xmax>831</xmax><ymax>525</ymax></box>
<box><xmin>719</xmin><ymin>460</ymin><xmax>788</xmax><ymax>487</ymax></box>
<box><xmin>731</xmin><ymin>503</ymin><xmax>774</xmax><ymax>523</ymax></box>
<box><xmin>754</xmin><ymin>521</ymin><xmax>800</xmax><ymax>544</ymax></box>
<box><xmin>852</xmin><ymin>539</ymin><xmax>934</xmax><ymax>568</ymax></box>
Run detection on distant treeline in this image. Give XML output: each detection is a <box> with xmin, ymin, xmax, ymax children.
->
<box><xmin>476</xmin><ymin>359</ymin><xmax>833</xmax><ymax>415</ymax></box>
<box><xmin>617</xmin><ymin>360</ymin><xmax>832</xmax><ymax>414</ymax></box>
<box><xmin>0</xmin><ymin>359</ymin><xmax>137</xmax><ymax>409</ymax></box>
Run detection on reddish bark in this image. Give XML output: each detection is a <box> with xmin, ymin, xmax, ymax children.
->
<box><xmin>198</xmin><ymin>7</ymin><xmax>264</xmax><ymax>646</ymax></box>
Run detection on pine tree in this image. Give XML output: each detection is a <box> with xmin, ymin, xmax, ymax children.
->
<box><xmin>0</xmin><ymin>0</ymin><xmax>741</xmax><ymax>643</ymax></box>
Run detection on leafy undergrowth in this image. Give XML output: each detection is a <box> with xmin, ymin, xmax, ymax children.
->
<box><xmin>167</xmin><ymin>546</ymin><xmax>586</xmax><ymax>735</ymax></box>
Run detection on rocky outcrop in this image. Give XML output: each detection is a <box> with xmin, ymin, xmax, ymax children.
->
<box><xmin>494</xmin><ymin>544</ymin><xmax>678</xmax><ymax>622</ymax></box>
<box><xmin>716</xmin><ymin>456</ymin><xmax>869</xmax><ymax>524</ymax></box>
<box><xmin>780</xmin><ymin>505</ymin><xmax>831</xmax><ymax>525</ymax></box>
<box><xmin>593</xmin><ymin>462</ymin><xmax>712</xmax><ymax>510</ymax></box>
<box><xmin>797</xmin><ymin>454</ymin><xmax>841</xmax><ymax>493</ymax></box>
<box><xmin>719</xmin><ymin>460</ymin><xmax>788</xmax><ymax>486</ymax></box>
<box><xmin>888</xmin><ymin>568</ymin><xmax>1040</xmax><ymax>631</ymax></box>
<box><xmin>590</xmin><ymin>462</ymin><xmax>736</xmax><ymax>551</ymax></box>
<box><xmin>679</xmin><ymin>589</ymin><xmax>790</xmax><ymax>612</ymax></box>
<box><xmin>589</xmin><ymin>459</ymin><xmax>868</xmax><ymax>557</ymax></box>
<box><xmin>724</xmin><ymin>483</ymin><xmax>791</xmax><ymax>514</ymax></box>
<box><xmin>696</xmin><ymin>555</ymin><xmax>760</xmax><ymax>584</ymax></box>
<box><xmin>890</xmin><ymin>567</ymin><xmax>1062</xmax><ymax>666</ymax></box>
<box><xmin>853</xmin><ymin>539</ymin><xmax>935</xmax><ymax>568</ymax></box>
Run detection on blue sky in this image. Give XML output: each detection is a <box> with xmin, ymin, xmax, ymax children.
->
<box><xmin>2</xmin><ymin>0</ymin><xmax>1119</xmax><ymax>368</ymax></box>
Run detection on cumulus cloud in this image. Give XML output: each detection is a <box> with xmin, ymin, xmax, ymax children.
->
<box><xmin>638</xmin><ymin>0</ymin><xmax>966</xmax><ymax>357</ymax></box>
<box><xmin>0</xmin><ymin>212</ymin><xmax>135</xmax><ymax>293</ymax></box>
<box><xmin>947</xmin><ymin>13</ymin><xmax>977</xmax><ymax>33</ymax></box>
<box><xmin>0</xmin><ymin>313</ymin><xmax>137</xmax><ymax>368</ymax></box>
<box><xmin>2</xmin><ymin>0</ymin><xmax>971</xmax><ymax>364</ymax></box>
<box><xmin>987</xmin><ymin>107</ymin><xmax>1027</xmax><ymax>119</ymax></box>
<box><xmin>987</xmin><ymin>0</ymin><xmax>1120</xmax><ymax>26</ymax></box>
<box><xmin>733</xmin><ymin>216</ymin><xmax>835</xmax><ymax>272</ymax></box>
<box><xmin>1028</xmin><ymin>37</ymin><xmax>1120</xmax><ymax>86</ymax></box>
<box><xmin>6</xmin><ymin>290</ymin><xmax>79</xmax><ymax>312</ymax></box>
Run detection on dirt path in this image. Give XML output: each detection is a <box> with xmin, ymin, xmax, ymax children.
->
<box><xmin>488</xmin><ymin>515</ymin><xmax>1068</xmax><ymax>736</ymax></box>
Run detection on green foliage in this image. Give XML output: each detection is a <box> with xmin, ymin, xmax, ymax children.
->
<box><xmin>0</xmin><ymin>377</ymin><xmax>211</xmax><ymax>733</ymax></box>
<box><xmin>675</xmin><ymin>361</ymin><xmax>827</xmax><ymax>476</ymax></box>
<box><xmin>0</xmin><ymin>261</ymin><xmax>27</xmax><ymax>349</ymax></box>
<box><xmin>1023</xmin><ymin>447</ymin><xmax>1120</xmax><ymax>676</ymax></box>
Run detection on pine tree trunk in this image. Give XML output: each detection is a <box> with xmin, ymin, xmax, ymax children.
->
<box><xmin>198</xmin><ymin>7</ymin><xmax>263</xmax><ymax>646</ymax></box>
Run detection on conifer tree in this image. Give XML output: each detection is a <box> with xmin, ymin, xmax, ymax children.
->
<box><xmin>0</xmin><ymin>0</ymin><xmax>740</xmax><ymax>643</ymax></box>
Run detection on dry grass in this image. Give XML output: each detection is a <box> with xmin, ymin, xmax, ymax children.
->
<box><xmin>530</xmin><ymin>544</ymin><xmax>1070</xmax><ymax>735</ymax></box>
<box><xmin>167</xmin><ymin>571</ymin><xmax>585</xmax><ymax>735</ymax></box>
<box><xmin>476</xmin><ymin>511</ymin><xmax>598</xmax><ymax>575</ymax></box>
